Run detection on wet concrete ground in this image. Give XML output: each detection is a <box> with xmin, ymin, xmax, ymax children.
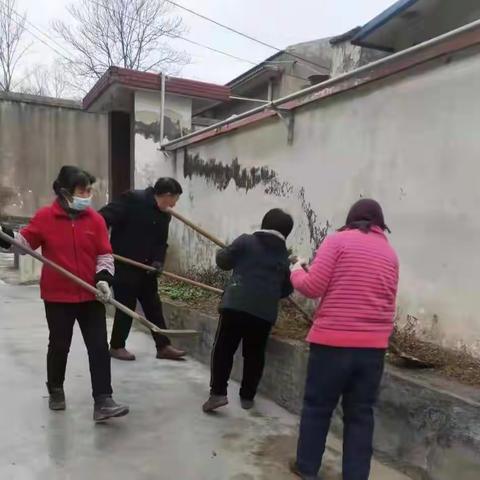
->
<box><xmin>0</xmin><ymin>283</ymin><xmax>411</xmax><ymax>479</ymax></box>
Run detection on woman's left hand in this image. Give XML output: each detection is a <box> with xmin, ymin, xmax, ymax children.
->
<box><xmin>96</xmin><ymin>281</ymin><xmax>112</xmax><ymax>303</ymax></box>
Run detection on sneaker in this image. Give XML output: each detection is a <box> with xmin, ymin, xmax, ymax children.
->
<box><xmin>156</xmin><ymin>345</ymin><xmax>186</xmax><ymax>361</ymax></box>
<box><xmin>240</xmin><ymin>398</ymin><xmax>254</xmax><ymax>410</ymax></box>
<box><xmin>94</xmin><ymin>395</ymin><xmax>129</xmax><ymax>422</ymax></box>
<box><xmin>289</xmin><ymin>459</ymin><xmax>322</xmax><ymax>479</ymax></box>
<box><xmin>47</xmin><ymin>384</ymin><xmax>66</xmax><ymax>411</ymax></box>
<box><xmin>202</xmin><ymin>395</ymin><xmax>228</xmax><ymax>413</ymax></box>
<box><xmin>110</xmin><ymin>348</ymin><xmax>136</xmax><ymax>361</ymax></box>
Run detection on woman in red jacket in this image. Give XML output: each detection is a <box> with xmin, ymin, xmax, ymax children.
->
<box><xmin>289</xmin><ymin>199</ymin><xmax>399</xmax><ymax>480</ymax></box>
<box><xmin>0</xmin><ymin>166</ymin><xmax>129</xmax><ymax>422</ymax></box>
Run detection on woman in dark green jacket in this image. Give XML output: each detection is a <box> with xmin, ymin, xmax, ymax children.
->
<box><xmin>203</xmin><ymin>209</ymin><xmax>294</xmax><ymax>412</ymax></box>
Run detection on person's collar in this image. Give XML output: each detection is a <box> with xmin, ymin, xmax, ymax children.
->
<box><xmin>254</xmin><ymin>229</ymin><xmax>286</xmax><ymax>242</ymax></box>
<box><xmin>147</xmin><ymin>187</ymin><xmax>167</xmax><ymax>212</ymax></box>
<box><xmin>145</xmin><ymin>187</ymin><xmax>156</xmax><ymax>206</ymax></box>
<box><xmin>371</xmin><ymin>225</ymin><xmax>388</xmax><ymax>237</ymax></box>
<box><xmin>52</xmin><ymin>199</ymin><xmax>70</xmax><ymax>217</ymax></box>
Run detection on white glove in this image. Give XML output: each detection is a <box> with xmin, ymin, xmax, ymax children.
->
<box><xmin>290</xmin><ymin>257</ymin><xmax>308</xmax><ymax>272</ymax></box>
<box><xmin>96</xmin><ymin>281</ymin><xmax>112</xmax><ymax>303</ymax></box>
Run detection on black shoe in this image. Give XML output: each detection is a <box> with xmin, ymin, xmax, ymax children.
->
<box><xmin>240</xmin><ymin>398</ymin><xmax>254</xmax><ymax>410</ymax></box>
<box><xmin>47</xmin><ymin>384</ymin><xmax>66</xmax><ymax>411</ymax></box>
<box><xmin>202</xmin><ymin>395</ymin><xmax>228</xmax><ymax>413</ymax></box>
<box><xmin>93</xmin><ymin>395</ymin><xmax>129</xmax><ymax>422</ymax></box>
<box><xmin>289</xmin><ymin>459</ymin><xmax>322</xmax><ymax>479</ymax></box>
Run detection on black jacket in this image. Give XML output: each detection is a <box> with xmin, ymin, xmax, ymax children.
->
<box><xmin>217</xmin><ymin>231</ymin><xmax>293</xmax><ymax>324</ymax></box>
<box><xmin>99</xmin><ymin>188</ymin><xmax>171</xmax><ymax>276</ymax></box>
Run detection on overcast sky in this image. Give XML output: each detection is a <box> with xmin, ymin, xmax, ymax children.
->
<box><xmin>17</xmin><ymin>0</ymin><xmax>395</xmax><ymax>84</ymax></box>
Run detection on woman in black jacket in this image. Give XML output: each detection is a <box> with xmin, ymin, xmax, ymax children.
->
<box><xmin>202</xmin><ymin>209</ymin><xmax>294</xmax><ymax>412</ymax></box>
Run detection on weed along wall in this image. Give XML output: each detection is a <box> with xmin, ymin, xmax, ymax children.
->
<box><xmin>161</xmin><ymin>44</ymin><xmax>480</xmax><ymax>359</ymax></box>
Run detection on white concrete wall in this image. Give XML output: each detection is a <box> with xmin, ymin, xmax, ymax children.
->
<box><xmin>164</xmin><ymin>46</ymin><xmax>480</xmax><ymax>357</ymax></box>
<box><xmin>134</xmin><ymin>90</ymin><xmax>192</xmax><ymax>189</ymax></box>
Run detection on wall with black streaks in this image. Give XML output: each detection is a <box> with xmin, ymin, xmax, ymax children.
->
<box><xmin>183</xmin><ymin>155</ymin><xmax>276</xmax><ymax>192</ymax></box>
<box><xmin>181</xmin><ymin>153</ymin><xmax>329</xmax><ymax>249</ymax></box>
<box><xmin>164</xmin><ymin>48</ymin><xmax>480</xmax><ymax>358</ymax></box>
<box><xmin>134</xmin><ymin>90</ymin><xmax>192</xmax><ymax>189</ymax></box>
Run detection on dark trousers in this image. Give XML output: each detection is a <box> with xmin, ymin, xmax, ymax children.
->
<box><xmin>297</xmin><ymin>345</ymin><xmax>385</xmax><ymax>480</ymax></box>
<box><xmin>210</xmin><ymin>309</ymin><xmax>272</xmax><ymax>401</ymax></box>
<box><xmin>44</xmin><ymin>301</ymin><xmax>112</xmax><ymax>399</ymax></box>
<box><xmin>110</xmin><ymin>271</ymin><xmax>170</xmax><ymax>350</ymax></box>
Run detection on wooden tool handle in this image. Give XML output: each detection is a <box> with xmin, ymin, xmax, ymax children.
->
<box><xmin>0</xmin><ymin>231</ymin><xmax>197</xmax><ymax>337</ymax></box>
<box><xmin>113</xmin><ymin>254</ymin><xmax>223</xmax><ymax>295</ymax></box>
<box><xmin>168</xmin><ymin>210</ymin><xmax>313</xmax><ymax>323</ymax></box>
<box><xmin>168</xmin><ymin>209</ymin><xmax>226</xmax><ymax>248</ymax></box>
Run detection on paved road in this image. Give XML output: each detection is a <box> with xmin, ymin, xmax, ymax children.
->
<box><xmin>0</xmin><ymin>283</ymin><xmax>411</xmax><ymax>480</ymax></box>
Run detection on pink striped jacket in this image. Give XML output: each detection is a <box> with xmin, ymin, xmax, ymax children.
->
<box><xmin>291</xmin><ymin>227</ymin><xmax>399</xmax><ymax>348</ymax></box>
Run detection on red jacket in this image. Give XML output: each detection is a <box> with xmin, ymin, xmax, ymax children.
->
<box><xmin>20</xmin><ymin>200</ymin><xmax>113</xmax><ymax>303</ymax></box>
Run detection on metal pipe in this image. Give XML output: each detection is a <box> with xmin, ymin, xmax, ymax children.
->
<box><xmin>229</xmin><ymin>96</ymin><xmax>270</xmax><ymax>104</ymax></box>
<box><xmin>0</xmin><ymin>231</ymin><xmax>197</xmax><ymax>337</ymax></box>
<box><xmin>267</xmin><ymin>80</ymin><xmax>273</xmax><ymax>102</ymax></box>
<box><xmin>160</xmin><ymin>73</ymin><xmax>166</xmax><ymax>145</ymax></box>
<box><xmin>163</xmin><ymin>17</ymin><xmax>480</xmax><ymax>151</ymax></box>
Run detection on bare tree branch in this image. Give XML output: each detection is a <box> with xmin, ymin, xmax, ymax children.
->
<box><xmin>52</xmin><ymin>0</ymin><xmax>190</xmax><ymax>92</ymax></box>
<box><xmin>0</xmin><ymin>0</ymin><xmax>30</xmax><ymax>92</ymax></box>
<box><xmin>19</xmin><ymin>63</ymin><xmax>71</xmax><ymax>98</ymax></box>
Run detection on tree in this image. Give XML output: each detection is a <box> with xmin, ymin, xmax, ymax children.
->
<box><xmin>0</xmin><ymin>0</ymin><xmax>30</xmax><ymax>92</ymax></box>
<box><xmin>52</xmin><ymin>0</ymin><xmax>189</xmax><ymax>91</ymax></box>
<box><xmin>21</xmin><ymin>63</ymin><xmax>70</xmax><ymax>98</ymax></box>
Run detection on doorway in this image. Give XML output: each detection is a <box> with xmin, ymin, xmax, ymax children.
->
<box><xmin>109</xmin><ymin>111</ymin><xmax>132</xmax><ymax>200</ymax></box>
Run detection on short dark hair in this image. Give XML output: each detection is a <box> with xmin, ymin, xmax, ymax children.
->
<box><xmin>261</xmin><ymin>208</ymin><xmax>294</xmax><ymax>239</ymax></box>
<box><xmin>153</xmin><ymin>177</ymin><xmax>183</xmax><ymax>196</ymax></box>
<box><xmin>53</xmin><ymin>166</ymin><xmax>95</xmax><ymax>196</ymax></box>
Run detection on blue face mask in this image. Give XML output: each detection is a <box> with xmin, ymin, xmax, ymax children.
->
<box><xmin>70</xmin><ymin>196</ymin><xmax>92</xmax><ymax>211</ymax></box>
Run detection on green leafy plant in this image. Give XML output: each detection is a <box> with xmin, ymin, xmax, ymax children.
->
<box><xmin>159</xmin><ymin>282</ymin><xmax>205</xmax><ymax>303</ymax></box>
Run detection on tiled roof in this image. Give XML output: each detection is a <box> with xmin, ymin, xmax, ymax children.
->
<box><xmin>83</xmin><ymin>67</ymin><xmax>230</xmax><ymax>110</ymax></box>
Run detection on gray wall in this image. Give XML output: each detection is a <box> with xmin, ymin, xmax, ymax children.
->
<box><xmin>162</xmin><ymin>45</ymin><xmax>480</xmax><ymax>358</ymax></box>
<box><xmin>276</xmin><ymin>37</ymin><xmax>333</xmax><ymax>94</ymax></box>
<box><xmin>330</xmin><ymin>41</ymin><xmax>387</xmax><ymax>76</ymax></box>
<box><xmin>0</xmin><ymin>93</ymin><xmax>109</xmax><ymax>216</ymax></box>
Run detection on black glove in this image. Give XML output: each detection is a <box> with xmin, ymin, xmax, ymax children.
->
<box><xmin>0</xmin><ymin>225</ymin><xmax>14</xmax><ymax>249</ymax></box>
<box><xmin>149</xmin><ymin>261</ymin><xmax>164</xmax><ymax>275</ymax></box>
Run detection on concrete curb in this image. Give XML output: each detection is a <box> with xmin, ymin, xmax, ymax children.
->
<box><xmin>151</xmin><ymin>299</ymin><xmax>480</xmax><ymax>480</ymax></box>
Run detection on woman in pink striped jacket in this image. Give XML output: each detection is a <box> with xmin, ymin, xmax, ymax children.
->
<box><xmin>289</xmin><ymin>199</ymin><xmax>399</xmax><ymax>480</ymax></box>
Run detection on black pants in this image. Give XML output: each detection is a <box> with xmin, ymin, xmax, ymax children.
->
<box><xmin>110</xmin><ymin>270</ymin><xmax>170</xmax><ymax>350</ymax></box>
<box><xmin>44</xmin><ymin>301</ymin><xmax>112</xmax><ymax>399</ymax></box>
<box><xmin>296</xmin><ymin>344</ymin><xmax>386</xmax><ymax>480</ymax></box>
<box><xmin>210</xmin><ymin>309</ymin><xmax>272</xmax><ymax>401</ymax></box>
